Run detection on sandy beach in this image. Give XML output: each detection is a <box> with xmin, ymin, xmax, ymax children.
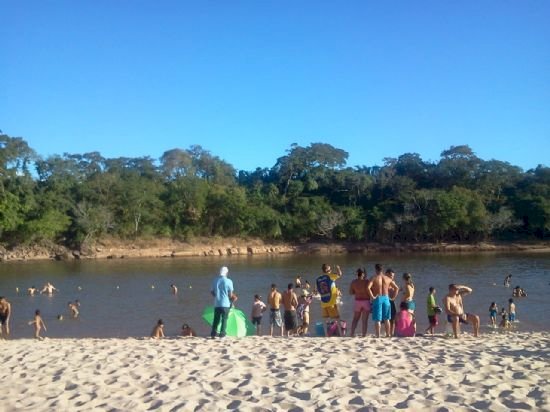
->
<box><xmin>1</xmin><ymin>332</ymin><xmax>549</xmax><ymax>411</ymax></box>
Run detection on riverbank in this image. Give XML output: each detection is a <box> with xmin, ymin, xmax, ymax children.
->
<box><xmin>1</xmin><ymin>238</ymin><xmax>550</xmax><ymax>262</ymax></box>
<box><xmin>1</xmin><ymin>332</ymin><xmax>548</xmax><ymax>411</ymax></box>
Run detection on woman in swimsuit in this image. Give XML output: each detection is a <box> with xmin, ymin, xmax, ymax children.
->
<box><xmin>402</xmin><ymin>273</ymin><xmax>416</xmax><ymax>313</ymax></box>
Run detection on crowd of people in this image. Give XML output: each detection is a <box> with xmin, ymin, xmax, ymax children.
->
<box><xmin>219</xmin><ymin>263</ymin><xmax>529</xmax><ymax>340</ymax></box>
<box><xmin>0</xmin><ymin>264</ymin><xmax>525</xmax><ymax>340</ymax></box>
<box><xmin>208</xmin><ymin>263</ymin><xmax>492</xmax><ymax>340</ymax></box>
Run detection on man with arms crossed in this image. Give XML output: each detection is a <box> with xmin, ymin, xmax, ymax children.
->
<box><xmin>367</xmin><ymin>264</ymin><xmax>399</xmax><ymax>338</ymax></box>
<box><xmin>443</xmin><ymin>284</ymin><xmax>480</xmax><ymax>338</ymax></box>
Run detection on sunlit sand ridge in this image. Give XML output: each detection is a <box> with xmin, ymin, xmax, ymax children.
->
<box><xmin>1</xmin><ymin>332</ymin><xmax>549</xmax><ymax>411</ymax></box>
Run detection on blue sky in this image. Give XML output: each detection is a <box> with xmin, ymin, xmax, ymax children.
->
<box><xmin>1</xmin><ymin>1</ymin><xmax>548</xmax><ymax>172</ymax></box>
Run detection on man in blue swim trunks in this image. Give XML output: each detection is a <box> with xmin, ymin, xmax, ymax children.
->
<box><xmin>368</xmin><ymin>264</ymin><xmax>399</xmax><ymax>338</ymax></box>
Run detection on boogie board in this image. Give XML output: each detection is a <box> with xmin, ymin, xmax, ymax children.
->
<box><xmin>316</xmin><ymin>274</ymin><xmax>333</xmax><ymax>304</ymax></box>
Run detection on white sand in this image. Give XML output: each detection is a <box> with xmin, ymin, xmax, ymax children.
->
<box><xmin>1</xmin><ymin>332</ymin><xmax>549</xmax><ymax>411</ymax></box>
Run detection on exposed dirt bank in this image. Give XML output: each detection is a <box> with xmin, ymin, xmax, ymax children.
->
<box><xmin>1</xmin><ymin>238</ymin><xmax>549</xmax><ymax>262</ymax></box>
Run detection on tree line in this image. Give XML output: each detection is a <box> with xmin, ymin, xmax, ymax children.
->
<box><xmin>0</xmin><ymin>133</ymin><xmax>548</xmax><ymax>249</ymax></box>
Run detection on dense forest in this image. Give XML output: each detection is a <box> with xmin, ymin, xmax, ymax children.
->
<box><xmin>0</xmin><ymin>133</ymin><xmax>548</xmax><ymax>250</ymax></box>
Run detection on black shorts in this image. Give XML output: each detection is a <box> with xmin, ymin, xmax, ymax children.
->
<box><xmin>252</xmin><ymin>316</ymin><xmax>262</xmax><ymax>326</ymax></box>
<box><xmin>284</xmin><ymin>310</ymin><xmax>297</xmax><ymax>330</ymax></box>
<box><xmin>0</xmin><ymin>314</ymin><xmax>7</xmax><ymax>325</ymax></box>
<box><xmin>390</xmin><ymin>300</ymin><xmax>397</xmax><ymax>321</ymax></box>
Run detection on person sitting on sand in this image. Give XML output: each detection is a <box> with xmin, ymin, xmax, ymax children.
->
<box><xmin>499</xmin><ymin>313</ymin><xmax>511</xmax><ymax>329</ymax></box>
<box><xmin>68</xmin><ymin>301</ymin><xmax>79</xmax><ymax>318</ymax></box>
<box><xmin>151</xmin><ymin>319</ymin><xmax>165</xmax><ymax>339</ymax></box>
<box><xmin>395</xmin><ymin>301</ymin><xmax>416</xmax><ymax>337</ymax></box>
<box><xmin>251</xmin><ymin>294</ymin><xmax>267</xmax><ymax>336</ymax></box>
<box><xmin>443</xmin><ymin>284</ymin><xmax>480</xmax><ymax>338</ymax></box>
<box><xmin>40</xmin><ymin>282</ymin><xmax>58</xmax><ymax>295</ymax></box>
<box><xmin>0</xmin><ymin>297</ymin><xmax>11</xmax><ymax>338</ymax></box>
<box><xmin>181</xmin><ymin>323</ymin><xmax>196</xmax><ymax>337</ymax></box>
<box><xmin>29</xmin><ymin>309</ymin><xmax>47</xmax><ymax>339</ymax></box>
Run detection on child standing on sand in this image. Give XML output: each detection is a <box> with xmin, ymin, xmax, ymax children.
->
<box><xmin>489</xmin><ymin>302</ymin><xmax>498</xmax><ymax>328</ymax></box>
<box><xmin>29</xmin><ymin>310</ymin><xmax>47</xmax><ymax>339</ymax></box>
<box><xmin>251</xmin><ymin>294</ymin><xmax>267</xmax><ymax>336</ymax></box>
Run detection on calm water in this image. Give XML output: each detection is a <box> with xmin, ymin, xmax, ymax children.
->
<box><xmin>1</xmin><ymin>253</ymin><xmax>549</xmax><ymax>338</ymax></box>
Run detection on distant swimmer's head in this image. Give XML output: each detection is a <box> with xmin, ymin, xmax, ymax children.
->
<box><xmin>220</xmin><ymin>266</ymin><xmax>229</xmax><ymax>277</ymax></box>
<box><xmin>356</xmin><ymin>268</ymin><xmax>366</xmax><ymax>278</ymax></box>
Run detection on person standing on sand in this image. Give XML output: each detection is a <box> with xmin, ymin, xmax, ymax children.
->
<box><xmin>401</xmin><ymin>273</ymin><xmax>416</xmax><ymax>313</ymax></box>
<box><xmin>268</xmin><ymin>284</ymin><xmax>284</xmax><ymax>337</ymax></box>
<box><xmin>29</xmin><ymin>309</ymin><xmax>47</xmax><ymax>339</ymax></box>
<box><xmin>385</xmin><ymin>269</ymin><xmax>400</xmax><ymax>336</ymax></box>
<box><xmin>349</xmin><ymin>268</ymin><xmax>371</xmax><ymax>337</ymax></box>
<box><xmin>425</xmin><ymin>287</ymin><xmax>439</xmax><ymax>335</ymax></box>
<box><xmin>443</xmin><ymin>284</ymin><xmax>480</xmax><ymax>338</ymax></box>
<box><xmin>0</xmin><ymin>297</ymin><xmax>11</xmax><ymax>338</ymax></box>
<box><xmin>282</xmin><ymin>283</ymin><xmax>299</xmax><ymax>336</ymax></box>
<box><xmin>296</xmin><ymin>289</ymin><xmax>313</xmax><ymax>336</ymax></box>
<box><xmin>210</xmin><ymin>266</ymin><xmax>235</xmax><ymax>339</ymax></box>
<box><xmin>368</xmin><ymin>264</ymin><xmax>399</xmax><ymax>338</ymax></box>
<box><xmin>251</xmin><ymin>294</ymin><xmax>267</xmax><ymax>336</ymax></box>
<box><xmin>317</xmin><ymin>263</ymin><xmax>344</xmax><ymax>337</ymax></box>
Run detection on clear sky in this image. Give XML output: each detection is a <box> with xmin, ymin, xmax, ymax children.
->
<box><xmin>1</xmin><ymin>1</ymin><xmax>549</xmax><ymax>172</ymax></box>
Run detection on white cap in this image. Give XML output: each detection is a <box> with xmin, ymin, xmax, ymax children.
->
<box><xmin>220</xmin><ymin>266</ymin><xmax>229</xmax><ymax>277</ymax></box>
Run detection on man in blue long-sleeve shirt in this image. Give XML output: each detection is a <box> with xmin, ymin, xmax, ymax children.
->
<box><xmin>210</xmin><ymin>266</ymin><xmax>234</xmax><ymax>338</ymax></box>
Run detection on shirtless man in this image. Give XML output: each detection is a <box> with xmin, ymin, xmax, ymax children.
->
<box><xmin>0</xmin><ymin>297</ymin><xmax>11</xmax><ymax>338</ymax></box>
<box><xmin>282</xmin><ymin>283</ymin><xmax>299</xmax><ymax>336</ymax></box>
<box><xmin>367</xmin><ymin>264</ymin><xmax>399</xmax><ymax>338</ymax></box>
<box><xmin>443</xmin><ymin>284</ymin><xmax>480</xmax><ymax>338</ymax></box>
<box><xmin>28</xmin><ymin>286</ymin><xmax>38</xmax><ymax>296</ymax></box>
<box><xmin>268</xmin><ymin>284</ymin><xmax>284</xmax><ymax>337</ymax></box>
<box><xmin>349</xmin><ymin>268</ymin><xmax>371</xmax><ymax>337</ymax></box>
<box><xmin>41</xmin><ymin>282</ymin><xmax>59</xmax><ymax>295</ymax></box>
